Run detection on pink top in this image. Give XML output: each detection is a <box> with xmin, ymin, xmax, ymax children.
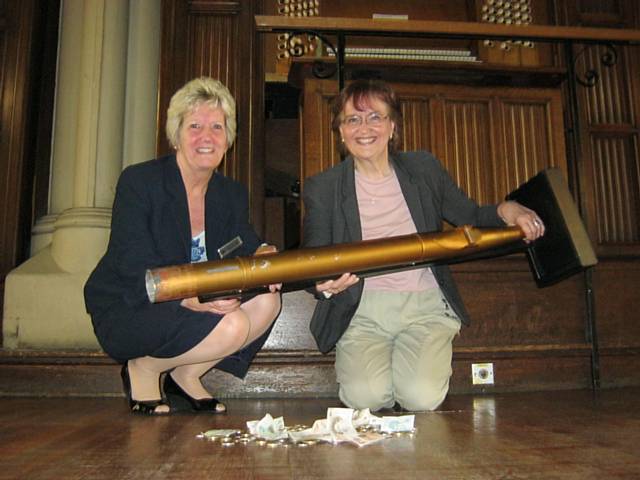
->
<box><xmin>355</xmin><ymin>168</ymin><xmax>438</xmax><ymax>292</ymax></box>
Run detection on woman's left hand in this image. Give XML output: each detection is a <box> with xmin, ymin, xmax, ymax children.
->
<box><xmin>181</xmin><ymin>296</ymin><xmax>241</xmax><ymax>314</ymax></box>
<box><xmin>497</xmin><ymin>200</ymin><xmax>545</xmax><ymax>242</ymax></box>
<box><xmin>254</xmin><ymin>243</ymin><xmax>282</xmax><ymax>293</ymax></box>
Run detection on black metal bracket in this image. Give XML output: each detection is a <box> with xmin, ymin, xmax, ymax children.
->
<box><xmin>574</xmin><ymin>43</ymin><xmax>619</xmax><ymax>87</ymax></box>
<box><xmin>283</xmin><ymin>30</ymin><xmax>346</xmax><ymax>88</ymax></box>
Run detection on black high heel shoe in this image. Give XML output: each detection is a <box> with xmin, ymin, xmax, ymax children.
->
<box><xmin>163</xmin><ymin>373</ymin><xmax>226</xmax><ymax>414</ymax></box>
<box><xmin>120</xmin><ymin>364</ymin><xmax>169</xmax><ymax>415</ymax></box>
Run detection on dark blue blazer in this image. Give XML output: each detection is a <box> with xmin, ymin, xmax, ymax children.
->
<box><xmin>302</xmin><ymin>151</ymin><xmax>504</xmax><ymax>353</ymax></box>
<box><xmin>85</xmin><ymin>155</ymin><xmax>266</xmax><ymax>377</ymax></box>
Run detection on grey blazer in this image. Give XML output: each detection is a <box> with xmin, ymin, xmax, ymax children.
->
<box><xmin>302</xmin><ymin>151</ymin><xmax>504</xmax><ymax>353</ymax></box>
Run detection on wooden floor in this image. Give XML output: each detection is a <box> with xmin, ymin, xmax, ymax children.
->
<box><xmin>1</xmin><ymin>388</ymin><xmax>639</xmax><ymax>480</ymax></box>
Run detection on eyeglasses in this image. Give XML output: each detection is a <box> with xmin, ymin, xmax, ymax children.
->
<box><xmin>341</xmin><ymin>112</ymin><xmax>389</xmax><ymax>128</ymax></box>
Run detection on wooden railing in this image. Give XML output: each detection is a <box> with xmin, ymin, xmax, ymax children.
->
<box><xmin>255</xmin><ymin>15</ymin><xmax>640</xmax><ymax>43</ymax></box>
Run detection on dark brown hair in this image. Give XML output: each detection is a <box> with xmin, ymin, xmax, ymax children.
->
<box><xmin>331</xmin><ymin>79</ymin><xmax>403</xmax><ymax>155</ymax></box>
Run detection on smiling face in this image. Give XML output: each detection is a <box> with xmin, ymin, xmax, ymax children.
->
<box><xmin>176</xmin><ymin>103</ymin><xmax>228</xmax><ymax>176</ymax></box>
<box><xmin>338</xmin><ymin>96</ymin><xmax>395</xmax><ymax>166</ymax></box>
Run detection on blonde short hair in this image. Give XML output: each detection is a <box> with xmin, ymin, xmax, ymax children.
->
<box><xmin>165</xmin><ymin>77</ymin><xmax>237</xmax><ymax>148</ymax></box>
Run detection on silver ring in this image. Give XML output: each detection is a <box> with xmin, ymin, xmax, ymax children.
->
<box><xmin>533</xmin><ymin>219</ymin><xmax>541</xmax><ymax>227</ymax></box>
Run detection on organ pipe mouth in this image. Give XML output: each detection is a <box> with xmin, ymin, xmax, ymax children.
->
<box><xmin>145</xmin><ymin>270</ymin><xmax>158</xmax><ymax>303</ymax></box>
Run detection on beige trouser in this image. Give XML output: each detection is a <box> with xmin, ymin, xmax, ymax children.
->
<box><xmin>335</xmin><ymin>288</ymin><xmax>460</xmax><ymax>412</ymax></box>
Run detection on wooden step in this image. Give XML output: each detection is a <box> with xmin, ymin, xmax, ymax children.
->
<box><xmin>0</xmin><ymin>344</ymin><xmax>609</xmax><ymax>398</ymax></box>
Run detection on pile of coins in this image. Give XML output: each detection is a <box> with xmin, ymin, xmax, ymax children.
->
<box><xmin>480</xmin><ymin>0</ymin><xmax>535</xmax><ymax>51</ymax></box>
<box><xmin>197</xmin><ymin>424</ymin><xmax>416</xmax><ymax>448</ymax></box>
<box><xmin>356</xmin><ymin>424</ymin><xmax>416</xmax><ymax>438</ymax></box>
<box><xmin>197</xmin><ymin>425</ymin><xmax>314</xmax><ymax>448</ymax></box>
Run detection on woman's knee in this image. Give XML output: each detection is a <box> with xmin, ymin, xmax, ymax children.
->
<box><xmin>208</xmin><ymin>312</ymin><xmax>250</xmax><ymax>350</ymax></box>
<box><xmin>395</xmin><ymin>379</ymin><xmax>450</xmax><ymax>411</ymax></box>
<box><xmin>339</xmin><ymin>376</ymin><xmax>394</xmax><ymax>411</ymax></box>
<box><xmin>252</xmin><ymin>292</ymin><xmax>282</xmax><ymax>318</ymax></box>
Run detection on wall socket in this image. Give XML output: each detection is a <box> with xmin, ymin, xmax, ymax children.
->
<box><xmin>472</xmin><ymin>363</ymin><xmax>494</xmax><ymax>385</ymax></box>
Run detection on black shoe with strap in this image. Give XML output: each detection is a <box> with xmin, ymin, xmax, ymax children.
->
<box><xmin>163</xmin><ymin>373</ymin><xmax>226</xmax><ymax>414</ymax></box>
<box><xmin>120</xmin><ymin>364</ymin><xmax>170</xmax><ymax>415</ymax></box>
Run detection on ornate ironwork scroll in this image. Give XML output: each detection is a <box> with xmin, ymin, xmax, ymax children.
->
<box><xmin>573</xmin><ymin>43</ymin><xmax>618</xmax><ymax>87</ymax></box>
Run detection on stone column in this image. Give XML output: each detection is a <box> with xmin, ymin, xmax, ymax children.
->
<box><xmin>3</xmin><ymin>0</ymin><xmax>160</xmax><ymax>349</ymax></box>
<box><xmin>123</xmin><ymin>0</ymin><xmax>161</xmax><ymax>168</ymax></box>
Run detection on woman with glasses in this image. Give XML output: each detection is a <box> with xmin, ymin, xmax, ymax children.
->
<box><xmin>302</xmin><ymin>79</ymin><xmax>544</xmax><ymax>412</ymax></box>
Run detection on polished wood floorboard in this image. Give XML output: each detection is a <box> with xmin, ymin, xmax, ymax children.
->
<box><xmin>0</xmin><ymin>388</ymin><xmax>639</xmax><ymax>480</ymax></box>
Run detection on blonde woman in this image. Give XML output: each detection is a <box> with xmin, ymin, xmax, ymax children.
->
<box><xmin>85</xmin><ymin>77</ymin><xmax>281</xmax><ymax>415</ymax></box>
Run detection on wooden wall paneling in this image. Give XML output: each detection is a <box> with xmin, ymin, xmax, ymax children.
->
<box><xmin>300</xmin><ymin>78</ymin><xmax>339</xmax><ymax>185</ymax></box>
<box><xmin>0</xmin><ymin>0</ymin><xmax>23</xmax><ymax>328</ymax></box>
<box><xmin>594</xmin><ymin>260</ymin><xmax>640</xmax><ymax>347</ymax></box>
<box><xmin>581</xmin><ymin>45</ymin><xmax>633</xmax><ymax>126</ymax></box>
<box><xmin>437</xmin><ymin>94</ymin><xmax>494</xmax><ymax>203</ymax></box>
<box><xmin>188</xmin><ymin>12</ymin><xmax>243</xmax><ymax>178</ymax></box>
<box><xmin>158</xmin><ymin>0</ymin><xmax>190</xmax><ymax>155</ymax></box>
<box><xmin>452</xmin><ymin>256</ymin><xmax>593</xmax><ymax>391</ymax></box>
<box><xmin>592</xmin><ymin>259</ymin><xmax>640</xmax><ymax>387</ymax></box>
<box><xmin>158</xmin><ymin>0</ymin><xmax>266</xmax><ymax>230</ymax></box>
<box><xmin>569</xmin><ymin>36</ymin><xmax>640</xmax><ymax>254</ymax></box>
<box><xmin>559</xmin><ymin>0</ymin><xmax>640</xmax><ymax>253</ymax></box>
<box><xmin>590</xmin><ymin>134</ymin><xmax>639</xmax><ymax>245</ymax></box>
<box><xmin>555</xmin><ymin>0</ymin><xmax>640</xmax><ymax>389</ymax></box>
<box><xmin>453</xmin><ymin>263</ymin><xmax>589</xmax><ymax>348</ymax></box>
<box><xmin>571</xmin><ymin>0</ymin><xmax>630</xmax><ymax>27</ymax></box>
<box><xmin>495</xmin><ymin>91</ymin><xmax>567</xmax><ymax>196</ymax></box>
<box><xmin>399</xmin><ymin>98</ymin><xmax>432</xmax><ymax>153</ymax></box>
<box><xmin>451</xmin><ymin>353</ymin><xmax>592</xmax><ymax>392</ymax></box>
<box><xmin>0</xmin><ymin>0</ymin><xmax>56</xmax><ymax>334</ymax></box>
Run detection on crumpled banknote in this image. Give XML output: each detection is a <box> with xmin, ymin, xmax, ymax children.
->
<box><xmin>236</xmin><ymin>408</ymin><xmax>415</xmax><ymax>447</ymax></box>
<box><xmin>246</xmin><ymin>413</ymin><xmax>288</xmax><ymax>440</ymax></box>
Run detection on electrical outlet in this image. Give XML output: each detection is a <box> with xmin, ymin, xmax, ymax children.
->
<box><xmin>472</xmin><ymin>363</ymin><xmax>494</xmax><ymax>385</ymax></box>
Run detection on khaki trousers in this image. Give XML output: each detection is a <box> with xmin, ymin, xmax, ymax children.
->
<box><xmin>335</xmin><ymin>288</ymin><xmax>460</xmax><ymax>412</ymax></box>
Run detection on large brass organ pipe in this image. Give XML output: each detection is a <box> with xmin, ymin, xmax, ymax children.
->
<box><xmin>145</xmin><ymin>225</ymin><xmax>525</xmax><ymax>303</ymax></box>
